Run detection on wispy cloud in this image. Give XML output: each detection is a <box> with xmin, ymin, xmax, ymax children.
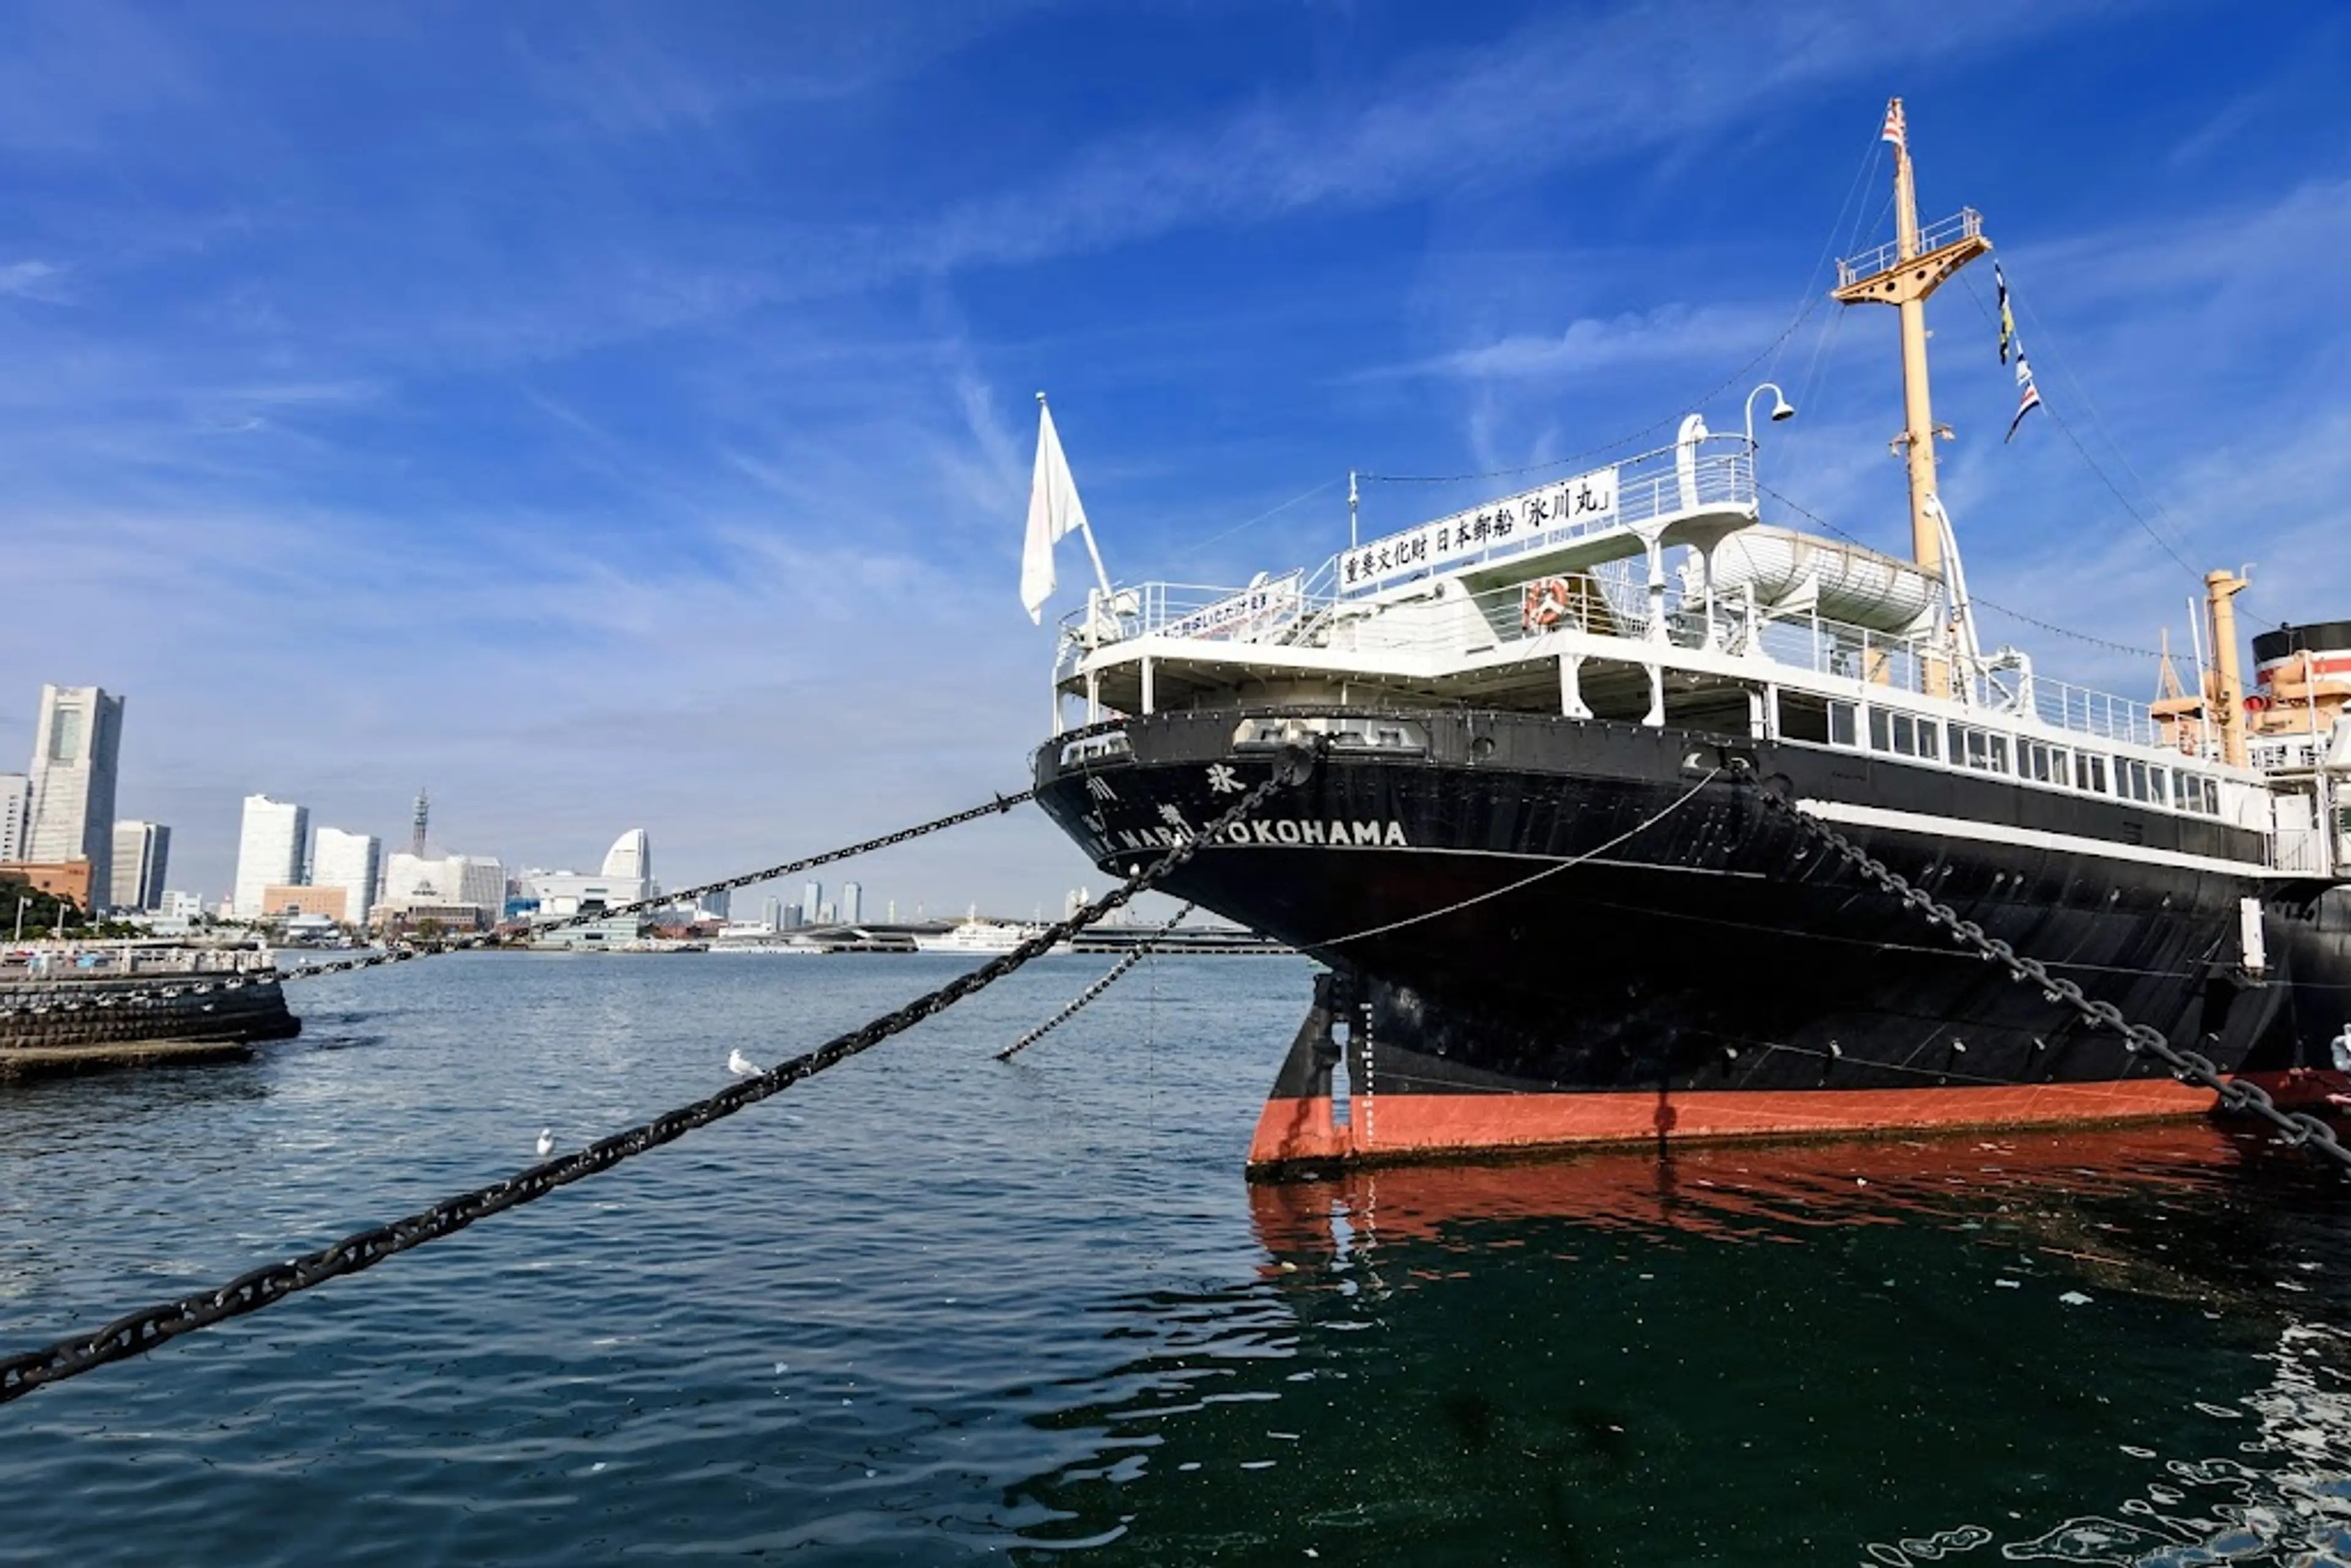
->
<box><xmin>1385</xmin><ymin>304</ymin><xmax>1791</xmax><ymax>383</ymax></box>
<box><xmin>0</xmin><ymin>260</ymin><xmax>67</xmax><ymax>301</ymax></box>
<box><xmin>915</xmin><ymin>1</ymin><xmax>2087</xmax><ymax>274</ymax></box>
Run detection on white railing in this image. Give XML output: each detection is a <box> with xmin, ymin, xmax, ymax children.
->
<box><xmin>2029</xmin><ymin>678</ymin><xmax>2159</xmax><ymax>748</ymax></box>
<box><xmin>1836</xmin><ymin>208</ymin><xmax>1984</xmax><ymax>289</ymax></box>
<box><xmin>1335</xmin><ymin>437</ymin><xmax>1754</xmax><ymax>596</ymax></box>
<box><xmin>1063</xmin><ymin>566</ymin><xmax>2160</xmax><ymax>752</ymax></box>
<box><xmin>0</xmin><ymin>946</ymin><xmax>278</xmax><ymax>978</ymax></box>
<box><xmin>1054</xmin><ymin>421</ymin><xmax>2171</xmax><ymax>752</ymax></box>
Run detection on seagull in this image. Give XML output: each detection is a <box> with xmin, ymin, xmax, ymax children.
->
<box><xmin>536</xmin><ymin>1128</ymin><xmax>555</xmax><ymax>1158</ymax></box>
<box><xmin>727</xmin><ymin>1048</ymin><xmax>763</xmax><ymax>1079</ymax></box>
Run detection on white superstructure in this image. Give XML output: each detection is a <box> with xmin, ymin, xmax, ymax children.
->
<box><xmin>1049</xmin><ymin>422</ymin><xmax>2294</xmax><ymax>865</ymax></box>
<box><xmin>913</xmin><ymin>918</ymin><xmax>1043</xmax><ymax>955</ymax></box>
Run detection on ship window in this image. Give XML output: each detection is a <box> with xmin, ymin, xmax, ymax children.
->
<box><xmin>2115</xmin><ymin>757</ymin><xmax>2150</xmax><ymax>802</ymax></box>
<box><xmin>1875</xmin><ymin>710</ymin><xmax>1928</xmax><ymax>758</ymax></box>
<box><xmin>2207</xmin><ymin>778</ymin><xmax>2222</xmax><ymax>814</ymax></box>
<box><xmin>1987</xmin><ymin>735</ymin><xmax>2009</xmax><ymax>774</ymax></box>
<box><xmin>2077</xmin><ymin>752</ymin><xmax>2108</xmax><ymax>793</ymax></box>
<box><xmin>1775</xmin><ymin>691</ymin><xmax>1831</xmax><ymax>745</ymax></box>
<box><xmin>1915</xmin><ymin>719</ymin><xmax>1939</xmax><ymax>760</ymax></box>
<box><xmin>2021</xmin><ymin>740</ymin><xmax>2070</xmax><ymax>787</ymax></box>
<box><xmin>1828</xmin><ymin>700</ymin><xmax>1858</xmax><ymax>748</ymax></box>
<box><xmin>2148</xmin><ymin>765</ymin><xmax>2168</xmax><ymax>806</ymax></box>
<box><xmin>1881</xmin><ymin>710</ymin><xmax>1918</xmax><ymax>762</ymax></box>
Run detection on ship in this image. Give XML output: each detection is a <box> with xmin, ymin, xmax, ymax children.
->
<box><xmin>913</xmin><ymin>913</ymin><xmax>1049</xmax><ymax>955</ymax></box>
<box><xmin>1024</xmin><ymin>99</ymin><xmax>2351</xmax><ymax>1174</ymax></box>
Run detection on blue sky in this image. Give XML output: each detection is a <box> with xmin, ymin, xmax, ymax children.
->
<box><xmin>4</xmin><ymin>1</ymin><xmax>2347</xmax><ymax>912</ymax></box>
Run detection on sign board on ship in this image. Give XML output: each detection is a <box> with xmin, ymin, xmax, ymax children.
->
<box><xmin>1341</xmin><ymin>463</ymin><xmax>1619</xmax><ymax>594</ymax></box>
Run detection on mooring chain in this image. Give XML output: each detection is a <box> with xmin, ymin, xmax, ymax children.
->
<box><xmin>1</xmin><ymin>791</ymin><xmax>1038</xmax><ymax>1016</ymax></box>
<box><xmin>997</xmin><ymin>902</ymin><xmax>1196</xmax><ymax>1062</ymax></box>
<box><xmin>0</xmin><ymin>756</ymin><xmax>1304</xmax><ymax>1406</ymax></box>
<box><xmin>1739</xmin><ymin>767</ymin><xmax>2351</xmax><ymax>1171</ymax></box>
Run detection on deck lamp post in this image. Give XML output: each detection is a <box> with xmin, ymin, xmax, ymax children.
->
<box><xmin>1744</xmin><ymin>381</ymin><xmax>1796</xmax><ymax>456</ymax></box>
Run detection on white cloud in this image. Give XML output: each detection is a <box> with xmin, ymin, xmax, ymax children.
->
<box><xmin>1398</xmin><ymin>304</ymin><xmax>1792</xmax><ymax>383</ymax></box>
<box><xmin>0</xmin><ymin>260</ymin><xmax>67</xmax><ymax>301</ymax></box>
<box><xmin>915</xmin><ymin>1</ymin><xmax>2088</xmax><ymax>274</ymax></box>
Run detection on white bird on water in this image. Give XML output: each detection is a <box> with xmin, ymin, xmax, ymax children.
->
<box><xmin>536</xmin><ymin>1128</ymin><xmax>555</xmax><ymax>1158</ymax></box>
<box><xmin>727</xmin><ymin>1048</ymin><xmax>762</xmax><ymax>1079</ymax></box>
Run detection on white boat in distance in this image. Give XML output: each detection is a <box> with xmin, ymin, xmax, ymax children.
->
<box><xmin>913</xmin><ymin>918</ymin><xmax>1049</xmax><ymax>955</ymax></box>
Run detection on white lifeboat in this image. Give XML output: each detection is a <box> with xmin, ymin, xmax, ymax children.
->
<box><xmin>1690</xmin><ymin>524</ymin><xmax>1940</xmax><ymax>635</ymax></box>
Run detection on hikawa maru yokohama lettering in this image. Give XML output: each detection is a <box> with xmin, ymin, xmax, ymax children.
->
<box><xmin>1108</xmin><ymin>817</ymin><xmax>1410</xmax><ymax>851</ymax></box>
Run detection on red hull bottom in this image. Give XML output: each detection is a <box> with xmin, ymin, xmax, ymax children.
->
<box><xmin>1247</xmin><ymin>1079</ymin><xmax>2227</xmax><ymax>1171</ymax></box>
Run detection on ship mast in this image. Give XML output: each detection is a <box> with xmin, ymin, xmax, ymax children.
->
<box><xmin>1831</xmin><ymin>98</ymin><xmax>1991</xmax><ymax>672</ymax></box>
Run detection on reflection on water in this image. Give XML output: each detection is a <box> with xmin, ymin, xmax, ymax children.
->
<box><xmin>1014</xmin><ymin>1126</ymin><xmax>2351</xmax><ymax>1566</ymax></box>
<box><xmin>4</xmin><ymin>956</ymin><xmax>2351</xmax><ymax>1565</ymax></box>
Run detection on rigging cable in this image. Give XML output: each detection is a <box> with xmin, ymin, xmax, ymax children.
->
<box><xmin>1355</xmin><ymin>129</ymin><xmax>1894</xmax><ymax>489</ymax></box>
<box><xmin>1305</xmin><ymin>767</ymin><xmax>1720</xmax><ymax>948</ymax></box>
<box><xmin>1167</xmin><ymin>478</ymin><xmax>1346</xmax><ymax>563</ymax></box>
<box><xmin>1753</xmin><ymin>481</ymin><xmax>2170</xmax><ymax>661</ymax></box>
<box><xmin>1950</xmin><ymin>268</ymin><xmax>2206</xmax><ymax>583</ymax></box>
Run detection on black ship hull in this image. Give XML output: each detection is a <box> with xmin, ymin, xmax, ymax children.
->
<box><xmin>1032</xmin><ymin>708</ymin><xmax>2351</xmax><ymax>1171</ymax></box>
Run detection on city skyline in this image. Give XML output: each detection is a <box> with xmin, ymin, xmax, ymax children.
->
<box><xmin>1</xmin><ymin>6</ymin><xmax>2342</xmax><ymax>914</ymax></box>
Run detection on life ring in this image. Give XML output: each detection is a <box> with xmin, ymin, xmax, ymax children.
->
<box><xmin>1521</xmin><ymin>576</ymin><xmax>1574</xmax><ymax>632</ymax></box>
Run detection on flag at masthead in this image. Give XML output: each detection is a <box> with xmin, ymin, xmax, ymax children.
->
<box><xmin>1021</xmin><ymin>393</ymin><xmax>1114</xmax><ymax>624</ymax></box>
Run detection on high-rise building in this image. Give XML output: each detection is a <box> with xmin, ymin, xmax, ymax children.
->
<box><xmin>0</xmin><ymin>773</ymin><xmax>27</xmax><ymax>862</ymax></box>
<box><xmin>311</xmin><ymin>828</ymin><xmax>382</xmax><ymax>928</ymax></box>
<box><xmin>380</xmin><ymin>852</ymin><xmax>505</xmax><ymax>928</ymax></box>
<box><xmin>520</xmin><ymin>831</ymin><xmax>656</xmax><ymax>921</ymax></box>
<box><xmin>602</xmin><ymin>829</ymin><xmax>651</xmax><ymax>880</ymax></box>
<box><xmin>233</xmin><ymin>795</ymin><xmax>310</xmax><ymax>918</ymax></box>
<box><xmin>760</xmin><ymin>896</ymin><xmax>784</xmax><ymax>930</ymax></box>
<box><xmin>841</xmin><ymin>882</ymin><xmax>863</xmax><ymax>924</ymax></box>
<box><xmin>109</xmin><ymin>820</ymin><xmax>170</xmax><ymax>910</ymax></box>
<box><xmin>25</xmin><ymin>685</ymin><xmax>125</xmax><ymax>901</ymax></box>
<box><xmin>801</xmin><ymin>879</ymin><xmax>822</xmax><ymax>925</ymax></box>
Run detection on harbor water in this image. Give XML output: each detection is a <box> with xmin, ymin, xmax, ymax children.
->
<box><xmin>1</xmin><ymin>953</ymin><xmax>2349</xmax><ymax>1565</ymax></box>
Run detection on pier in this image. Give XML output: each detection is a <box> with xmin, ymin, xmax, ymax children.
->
<box><xmin>0</xmin><ymin>950</ymin><xmax>300</xmax><ymax>1078</ymax></box>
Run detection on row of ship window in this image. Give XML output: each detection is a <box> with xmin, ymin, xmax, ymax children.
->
<box><xmin>1810</xmin><ymin>699</ymin><xmax>2223</xmax><ymax>816</ymax></box>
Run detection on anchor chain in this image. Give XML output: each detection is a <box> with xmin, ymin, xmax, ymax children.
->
<box><xmin>1739</xmin><ymin>766</ymin><xmax>2351</xmax><ymax>1171</ymax></box>
<box><xmin>997</xmin><ymin>902</ymin><xmax>1196</xmax><ymax>1062</ymax></box>
<box><xmin>1</xmin><ymin>790</ymin><xmax>1038</xmax><ymax>1015</ymax></box>
<box><xmin>0</xmin><ymin>757</ymin><xmax>1302</xmax><ymax>1406</ymax></box>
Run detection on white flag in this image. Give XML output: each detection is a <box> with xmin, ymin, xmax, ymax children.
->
<box><xmin>1021</xmin><ymin>399</ymin><xmax>1090</xmax><ymax>624</ymax></box>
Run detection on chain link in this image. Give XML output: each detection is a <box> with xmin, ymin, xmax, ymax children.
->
<box><xmin>0</xmin><ymin>758</ymin><xmax>1300</xmax><ymax>1406</ymax></box>
<box><xmin>1</xmin><ymin>791</ymin><xmax>1038</xmax><ymax>1016</ymax></box>
<box><xmin>1738</xmin><ymin>764</ymin><xmax>2350</xmax><ymax>1171</ymax></box>
<box><xmin>996</xmin><ymin>902</ymin><xmax>1196</xmax><ymax>1062</ymax></box>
